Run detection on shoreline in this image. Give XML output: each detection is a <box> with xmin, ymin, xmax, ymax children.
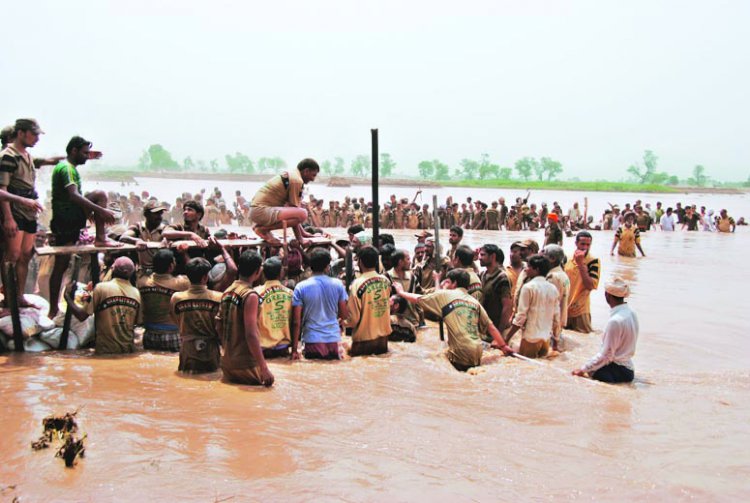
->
<box><xmin>87</xmin><ymin>170</ymin><xmax>748</xmax><ymax>195</ymax></box>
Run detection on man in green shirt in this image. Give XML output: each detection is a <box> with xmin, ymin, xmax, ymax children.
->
<box><xmin>48</xmin><ymin>136</ymin><xmax>121</xmax><ymax>318</ymax></box>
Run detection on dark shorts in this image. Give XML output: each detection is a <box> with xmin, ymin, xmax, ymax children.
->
<box><xmin>11</xmin><ymin>213</ymin><xmax>37</xmax><ymax>234</ymax></box>
<box><xmin>592</xmin><ymin>362</ymin><xmax>634</xmax><ymax>383</ymax></box>
<box><xmin>143</xmin><ymin>330</ymin><xmax>181</xmax><ymax>352</ymax></box>
<box><xmin>51</xmin><ymin>229</ymin><xmax>82</xmax><ymax>246</ymax></box>
<box><xmin>349</xmin><ymin>335</ymin><xmax>388</xmax><ymax>357</ymax></box>
<box><xmin>263</xmin><ymin>346</ymin><xmax>290</xmax><ymax>359</ymax></box>
<box><xmin>304</xmin><ymin>342</ymin><xmax>341</xmax><ymax>360</ymax></box>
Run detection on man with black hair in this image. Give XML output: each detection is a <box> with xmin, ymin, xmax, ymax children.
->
<box><xmin>216</xmin><ymin>250</ymin><xmax>274</xmax><ymax>386</ymax></box>
<box><xmin>479</xmin><ymin>244</ymin><xmax>512</xmax><ymax>338</ymax></box>
<box><xmin>119</xmin><ymin>199</ymin><xmax>170</xmax><ymax>276</ymax></box>
<box><xmin>255</xmin><ymin>257</ymin><xmax>294</xmax><ymax>358</ymax></box>
<box><xmin>565</xmin><ymin>231</ymin><xmax>600</xmax><ymax>333</ymax></box>
<box><xmin>170</xmin><ymin>257</ymin><xmax>223</xmax><ymax>373</ymax></box>
<box><xmin>453</xmin><ymin>245</ymin><xmax>483</xmax><ymax>301</ymax></box>
<box><xmin>1</xmin><ymin>119</ymin><xmax>63</xmax><ymax>308</ymax></box>
<box><xmin>47</xmin><ymin>135</ymin><xmax>122</xmax><ymax>318</ymax></box>
<box><xmin>394</xmin><ymin>268</ymin><xmax>512</xmax><ymax>372</ymax></box>
<box><xmin>136</xmin><ymin>249</ymin><xmax>190</xmax><ymax>351</ymax></box>
<box><xmin>291</xmin><ymin>248</ymin><xmax>348</xmax><ymax>360</ymax></box>
<box><xmin>389</xmin><ymin>294</ymin><xmax>416</xmax><ymax>342</ymax></box>
<box><xmin>163</xmin><ymin>200</ymin><xmax>210</xmax><ymax>249</ymax></box>
<box><xmin>504</xmin><ymin>254</ymin><xmax>559</xmax><ymax>359</ymax></box>
<box><xmin>447</xmin><ymin>225</ymin><xmax>463</xmax><ymax>261</ymax></box>
<box><xmin>250</xmin><ymin>157</ymin><xmax>320</xmax><ymax>246</ymax></box>
<box><xmin>346</xmin><ymin>245</ymin><xmax>391</xmax><ymax>356</ymax></box>
<box><xmin>387</xmin><ymin>248</ymin><xmax>421</xmax><ymax>326</ymax></box>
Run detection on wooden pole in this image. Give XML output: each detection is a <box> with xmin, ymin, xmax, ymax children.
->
<box><xmin>3</xmin><ymin>262</ymin><xmax>24</xmax><ymax>352</ymax></box>
<box><xmin>371</xmin><ymin>129</ymin><xmax>379</xmax><ymax>248</ymax></box>
<box><xmin>59</xmin><ymin>254</ymin><xmax>82</xmax><ymax>350</ymax></box>
<box><xmin>432</xmin><ymin>195</ymin><xmax>444</xmax><ymax>342</ymax></box>
<box><xmin>90</xmin><ymin>252</ymin><xmax>101</xmax><ymax>287</ymax></box>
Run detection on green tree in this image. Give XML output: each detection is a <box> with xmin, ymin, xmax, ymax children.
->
<box><xmin>267</xmin><ymin>157</ymin><xmax>287</xmax><ymax>173</ymax></box>
<box><xmin>458</xmin><ymin>159</ymin><xmax>479</xmax><ymax>180</ymax></box>
<box><xmin>225</xmin><ymin>152</ymin><xmax>254</xmax><ymax>173</ymax></box>
<box><xmin>418</xmin><ymin>160</ymin><xmax>435</xmax><ymax>179</ymax></box>
<box><xmin>137</xmin><ymin>150</ymin><xmax>151</xmax><ymax>171</ymax></box>
<box><xmin>434</xmin><ymin>160</ymin><xmax>450</xmax><ymax>180</ymax></box>
<box><xmin>333</xmin><ymin>157</ymin><xmax>346</xmax><ymax>175</ymax></box>
<box><xmin>540</xmin><ymin>157</ymin><xmax>563</xmax><ymax>181</ymax></box>
<box><xmin>627</xmin><ymin>150</ymin><xmax>659</xmax><ymax>184</ymax></box>
<box><xmin>498</xmin><ymin>167</ymin><xmax>513</xmax><ymax>180</ymax></box>
<box><xmin>210</xmin><ymin>159</ymin><xmax>219</xmax><ymax>171</ymax></box>
<box><xmin>666</xmin><ymin>175</ymin><xmax>680</xmax><ymax>186</ymax></box>
<box><xmin>514</xmin><ymin>157</ymin><xmax>535</xmax><ymax>181</ymax></box>
<box><xmin>183</xmin><ymin>156</ymin><xmax>195</xmax><ymax>171</ymax></box>
<box><xmin>147</xmin><ymin>144</ymin><xmax>179</xmax><ymax>171</ymax></box>
<box><xmin>196</xmin><ymin>159</ymin><xmax>208</xmax><ymax>171</ymax></box>
<box><xmin>320</xmin><ymin>160</ymin><xmax>333</xmax><ymax>176</ymax></box>
<box><xmin>478</xmin><ymin>154</ymin><xmax>500</xmax><ymax>179</ymax></box>
<box><xmin>380</xmin><ymin>153</ymin><xmax>396</xmax><ymax>178</ymax></box>
<box><xmin>350</xmin><ymin>155</ymin><xmax>370</xmax><ymax>177</ymax></box>
<box><xmin>687</xmin><ymin>165</ymin><xmax>708</xmax><ymax>187</ymax></box>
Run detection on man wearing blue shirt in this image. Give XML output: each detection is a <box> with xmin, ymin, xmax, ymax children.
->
<box><xmin>291</xmin><ymin>248</ymin><xmax>349</xmax><ymax>360</ymax></box>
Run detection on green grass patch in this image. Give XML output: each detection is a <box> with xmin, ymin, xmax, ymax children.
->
<box><xmin>444</xmin><ymin>179</ymin><xmax>681</xmax><ymax>193</ymax></box>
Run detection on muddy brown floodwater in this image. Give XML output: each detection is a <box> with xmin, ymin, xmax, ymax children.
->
<box><xmin>1</xmin><ymin>227</ymin><xmax>749</xmax><ymax>502</ymax></box>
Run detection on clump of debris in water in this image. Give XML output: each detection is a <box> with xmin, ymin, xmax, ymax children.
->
<box><xmin>31</xmin><ymin>410</ymin><xmax>86</xmax><ymax>467</ymax></box>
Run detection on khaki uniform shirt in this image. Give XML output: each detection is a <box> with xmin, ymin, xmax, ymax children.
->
<box><xmin>418</xmin><ymin>288</ymin><xmax>491</xmax><ymax>368</ymax></box>
<box><xmin>217</xmin><ymin>280</ymin><xmax>258</xmax><ymax>370</ymax></box>
<box><xmin>251</xmin><ymin>169</ymin><xmax>304</xmax><ymax>208</ymax></box>
<box><xmin>255</xmin><ymin>280</ymin><xmax>293</xmax><ymax>349</ymax></box>
<box><xmin>85</xmin><ymin>278</ymin><xmax>142</xmax><ymax>354</ymax></box>
<box><xmin>170</xmin><ymin>285</ymin><xmax>222</xmax><ymax>343</ymax></box>
<box><xmin>137</xmin><ymin>273</ymin><xmax>190</xmax><ymax>329</ymax></box>
<box><xmin>480</xmin><ymin>266</ymin><xmax>512</xmax><ymax>331</ymax></box>
<box><xmin>124</xmin><ymin>221</ymin><xmax>167</xmax><ymax>271</ymax></box>
<box><xmin>0</xmin><ymin>144</ymin><xmax>40</xmax><ymax>221</ymax></box>
<box><xmin>347</xmin><ymin>271</ymin><xmax>392</xmax><ymax>342</ymax></box>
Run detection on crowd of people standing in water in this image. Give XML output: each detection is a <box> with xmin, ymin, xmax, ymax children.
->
<box><xmin>0</xmin><ymin>118</ymin><xmax>744</xmax><ymax>388</ymax></box>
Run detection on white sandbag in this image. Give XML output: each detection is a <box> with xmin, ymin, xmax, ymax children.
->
<box><xmin>25</xmin><ymin>294</ymin><xmax>50</xmax><ymax>314</ymax></box>
<box><xmin>38</xmin><ymin>327</ymin><xmax>81</xmax><ymax>350</ymax></box>
<box><xmin>0</xmin><ymin>313</ymin><xmax>42</xmax><ymax>338</ymax></box>
<box><xmin>24</xmin><ymin>336</ymin><xmax>52</xmax><ymax>352</ymax></box>
<box><xmin>38</xmin><ymin>315</ymin><xmax>55</xmax><ymax>332</ymax></box>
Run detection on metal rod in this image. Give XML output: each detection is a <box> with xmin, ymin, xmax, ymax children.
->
<box><xmin>3</xmin><ymin>262</ymin><xmax>24</xmax><ymax>352</ymax></box>
<box><xmin>432</xmin><ymin>195</ymin><xmax>444</xmax><ymax>341</ymax></box>
<box><xmin>371</xmin><ymin>128</ymin><xmax>379</xmax><ymax>248</ymax></box>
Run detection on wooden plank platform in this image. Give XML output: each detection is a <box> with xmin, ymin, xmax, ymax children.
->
<box><xmin>35</xmin><ymin>236</ymin><xmax>333</xmax><ymax>256</ymax></box>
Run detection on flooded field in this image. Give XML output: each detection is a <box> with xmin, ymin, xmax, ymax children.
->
<box><xmin>2</xmin><ymin>189</ymin><xmax>750</xmax><ymax>501</ymax></box>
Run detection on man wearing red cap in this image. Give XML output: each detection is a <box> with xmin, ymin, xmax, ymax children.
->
<box><xmin>544</xmin><ymin>212</ymin><xmax>563</xmax><ymax>247</ymax></box>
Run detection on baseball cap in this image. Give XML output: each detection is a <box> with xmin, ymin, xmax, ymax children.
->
<box><xmin>143</xmin><ymin>200</ymin><xmax>168</xmax><ymax>214</ymax></box>
<box><xmin>14</xmin><ymin>118</ymin><xmax>44</xmax><ymax>135</ymax></box>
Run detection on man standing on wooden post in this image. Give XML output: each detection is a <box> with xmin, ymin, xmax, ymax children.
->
<box><xmin>1</xmin><ymin>119</ymin><xmax>63</xmax><ymax>308</ymax></box>
<box><xmin>250</xmin><ymin>158</ymin><xmax>321</xmax><ymax>247</ymax></box>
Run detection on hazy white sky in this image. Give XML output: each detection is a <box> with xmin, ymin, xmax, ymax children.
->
<box><xmin>2</xmin><ymin>0</ymin><xmax>748</xmax><ymax>180</ymax></box>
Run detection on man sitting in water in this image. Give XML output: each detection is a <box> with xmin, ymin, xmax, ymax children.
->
<box><xmin>255</xmin><ymin>257</ymin><xmax>294</xmax><ymax>359</ymax></box>
<box><xmin>394</xmin><ymin>269</ymin><xmax>513</xmax><ymax>372</ymax></box>
<box><xmin>215</xmin><ymin>250</ymin><xmax>275</xmax><ymax>386</ymax></box>
<box><xmin>250</xmin><ymin>158</ymin><xmax>321</xmax><ymax>246</ymax></box>
<box><xmin>64</xmin><ymin>256</ymin><xmax>141</xmax><ymax>354</ymax></box>
<box><xmin>346</xmin><ymin>245</ymin><xmax>392</xmax><ymax>356</ymax></box>
<box><xmin>170</xmin><ymin>257</ymin><xmax>223</xmax><ymax>373</ymax></box>
<box><xmin>291</xmin><ymin>248</ymin><xmax>349</xmax><ymax>361</ymax></box>
<box><xmin>573</xmin><ymin>277</ymin><xmax>638</xmax><ymax>383</ymax></box>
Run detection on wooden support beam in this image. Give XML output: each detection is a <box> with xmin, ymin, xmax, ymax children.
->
<box><xmin>2</xmin><ymin>262</ymin><xmax>24</xmax><ymax>352</ymax></box>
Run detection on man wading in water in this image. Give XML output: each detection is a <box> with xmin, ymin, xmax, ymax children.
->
<box><xmin>250</xmin><ymin>158</ymin><xmax>321</xmax><ymax>246</ymax></box>
<box><xmin>564</xmin><ymin>231</ymin><xmax>600</xmax><ymax>333</ymax></box>
<box><xmin>394</xmin><ymin>269</ymin><xmax>513</xmax><ymax>372</ymax></box>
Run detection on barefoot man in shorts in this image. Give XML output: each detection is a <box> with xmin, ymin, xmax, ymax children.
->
<box><xmin>250</xmin><ymin>158</ymin><xmax>320</xmax><ymax>246</ymax></box>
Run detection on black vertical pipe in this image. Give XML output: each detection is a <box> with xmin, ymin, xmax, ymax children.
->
<box><xmin>371</xmin><ymin>129</ymin><xmax>379</xmax><ymax>248</ymax></box>
<box><xmin>4</xmin><ymin>263</ymin><xmax>24</xmax><ymax>351</ymax></box>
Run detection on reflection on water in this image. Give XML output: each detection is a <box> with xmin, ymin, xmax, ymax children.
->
<box><xmin>1</xmin><ymin>226</ymin><xmax>749</xmax><ymax>501</ymax></box>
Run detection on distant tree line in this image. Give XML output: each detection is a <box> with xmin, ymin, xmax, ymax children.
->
<box><xmin>135</xmin><ymin>144</ymin><xmax>734</xmax><ymax>187</ymax></box>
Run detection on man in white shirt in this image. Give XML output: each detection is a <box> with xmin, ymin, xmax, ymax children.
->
<box><xmin>504</xmin><ymin>254</ymin><xmax>559</xmax><ymax>358</ymax></box>
<box><xmin>573</xmin><ymin>277</ymin><xmax>638</xmax><ymax>383</ymax></box>
<box><xmin>660</xmin><ymin>207</ymin><xmax>675</xmax><ymax>231</ymax></box>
